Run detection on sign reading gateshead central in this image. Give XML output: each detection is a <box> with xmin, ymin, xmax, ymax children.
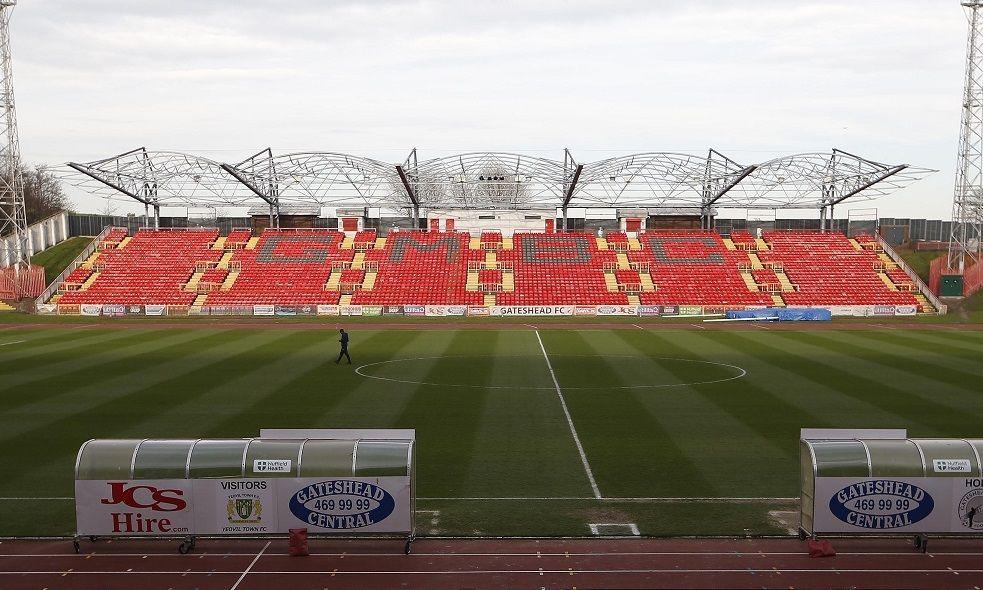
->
<box><xmin>288</xmin><ymin>479</ymin><xmax>396</xmax><ymax>530</ymax></box>
<box><xmin>828</xmin><ymin>480</ymin><xmax>935</xmax><ymax>529</ymax></box>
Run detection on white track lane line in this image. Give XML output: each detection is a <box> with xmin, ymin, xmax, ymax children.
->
<box><xmin>535</xmin><ymin>329</ymin><xmax>602</xmax><ymax>499</ymax></box>
<box><xmin>6</xmin><ymin>551</ymin><xmax>983</xmax><ymax>558</ymax></box>
<box><xmin>6</xmin><ymin>568</ymin><xmax>983</xmax><ymax>576</ymax></box>
<box><xmin>229</xmin><ymin>541</ymin><xmax>269</xmax><ymax>590</ymax></box>
<box><xmin>0</xmin><ymin>496</ymin><xmax>793</xmax><ymax>502</ymax></box>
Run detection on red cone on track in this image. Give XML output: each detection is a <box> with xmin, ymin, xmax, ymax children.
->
<box><xmin>807</xmin><ymin>539</ymin><xmax>836</xmax><ymax>558</ymax></box>
<box><xmin>289</xmin><ymin>528</ymin><xmax>309</xmax><ymax>556</ymax></box>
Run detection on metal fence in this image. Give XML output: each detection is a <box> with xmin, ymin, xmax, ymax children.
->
<box><xmin>714</xmin><ymin>217</ymin><xmax>955</xmax><ymax>242</ymax></box>
<box><xmin>876</xmin><ymin>234</ymin><xmax>946</xmax><ymax>314</ymax></box>
<box><xmin>65</xmin><ymin>213</ymin><xmax>963</xmax><ymax>247</ymax></box>
<box><xmin>68</xmin><ymin>215</ymin><xmax>254</xmax><ymax>236</ymax></box>
<box><xmin>715</xmin><ymin>218</ymin><xmax>849</xmax><ymax>234</ymax></box>
<box><xmin>878</xmin><ymin>218</ymin><xmax>955</xmax><ymax>242</ymax></box>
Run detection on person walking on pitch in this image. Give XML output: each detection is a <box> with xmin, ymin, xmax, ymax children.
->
<box><xmin>336</xmin><ymin>328</ymin><xmax>352</xmax><ymax>364</ymax></box>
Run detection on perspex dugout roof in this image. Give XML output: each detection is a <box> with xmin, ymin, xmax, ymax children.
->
<box><xmin>75</xmin><ymin>438</ymin><xmax>415</xmax><ymax>480</ymax></box>
<box><xmin>799</xmin><ymin>437</ymin><xmax>983</xmax><ymax>534</ymax></box>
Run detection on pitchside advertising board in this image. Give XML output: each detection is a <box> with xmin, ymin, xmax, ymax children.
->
<box><xmin>490</xmin><ymin>306</ymin><xmax>574</xmax><ymax>316</ymax></box>
<box><xmin>75</xmin><ymin>476</ymin><xmax>411</xmax><ymax>536</ymax></box>
<box><xmin>49</xmin><ymin>301</ymin><xmax>920</xmax><ymax>318</ymax></box>
<box><xmin>812</xmin><ymin>477</ymin><xmax>983</xmax><ymax>534</ymax></box>
<box><xmin>75</xmin><ymin>430</ymin><xmax>415</xmax><ymax>539</ymax></box>
<box><xmin>75</xmin><ymin>477</ymin><xmax>412</xmax><ymax>536</ymax></box>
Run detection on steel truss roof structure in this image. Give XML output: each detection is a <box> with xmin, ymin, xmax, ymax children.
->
<box><xmin>64</xmin><ymin>147</ymin><xmax>933</xmax><ymax>216</ymax></box>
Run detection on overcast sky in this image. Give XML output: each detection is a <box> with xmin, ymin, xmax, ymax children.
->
<box><xmin>10</xmin><ymin>0</ymin><xmax>970</xmax><ymax>217</ymax></box>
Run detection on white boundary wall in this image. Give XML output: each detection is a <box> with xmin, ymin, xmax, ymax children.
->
<box><xmin>1</xmin><ymin>211</ymin><xmax>69</xmax><ymax>267</ymax></box>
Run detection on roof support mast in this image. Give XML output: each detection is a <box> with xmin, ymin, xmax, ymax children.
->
<box><xmin>396</xmin><ymin>148</ymin><xmax>419</xmax><ymax>228</ymax></box>
<box><xmin>561</xmin><ymin>149</ymin><xmax>583</xmax><ymax>231</ymax></box>
<box><xmin>702</xmin><ymin>149</ymin><xmax>756</xmax><ymax>230</ymax></box>
<box><xmin>221</xmin><ymin>148</ymin><xmax>280</xmax><ymax>228</ymax></box>
<box><xmin>67</xmin><ymin>161</ymin><xmax>151</xmax><ymax>205</ymax></box>
<box><xmin>68</xmin><ymin>148</ymin><xmax>163</xmax><ymax>229</ymax></box>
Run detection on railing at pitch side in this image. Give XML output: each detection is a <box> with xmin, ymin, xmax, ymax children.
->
<box><xmin>34</xmin><ymin>225</ymin><xmax>113</xmax><ymax>309</ymax></box>
<box><xmin>876</xmin><ymin>234</ymin><xmax>947</xmax><ymax>314</ymax></box>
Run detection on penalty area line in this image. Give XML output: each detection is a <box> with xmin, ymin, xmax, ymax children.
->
<box><xmin>534</xmin><ymin>329</ymin><xmax>602</xmax><ymax>500</ymax></box>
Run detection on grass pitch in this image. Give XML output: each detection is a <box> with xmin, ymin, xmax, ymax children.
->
<box><xmin>1</xmin><ymin>324</ymin><xmax>982</xmax><ymax>537</ymax></box>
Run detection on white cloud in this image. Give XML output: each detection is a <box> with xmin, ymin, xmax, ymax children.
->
<box><xmin>8</xmin><ymin>0</ymin><xmax>969</xmax><ymax>217</ymax></box>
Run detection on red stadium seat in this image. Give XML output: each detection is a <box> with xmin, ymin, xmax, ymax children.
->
<box><xmin>56</xmin><ymin>227</ymin><xmax>923</xmax><ymax>310</ymax></box>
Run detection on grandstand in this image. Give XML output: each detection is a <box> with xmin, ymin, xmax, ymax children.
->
<box><xmin>42</xmin><ymin>224</ymin><xmax>935</xmax><ymax>315</ymax></box>
<box><xmin>43</xmin><ymin>148</ymin><xmax>940</xmax><ymax>316</ymax></box>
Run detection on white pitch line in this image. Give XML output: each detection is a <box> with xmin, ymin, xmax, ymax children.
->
<box><xmin>534</xmin><ymin>329</ymin><xmax>601</xmax><ymax>500</ymax></box>
<box><xmin>418</xmin><ymin>497</ymin><xmax>797</xmax><ymax>502</ymax></box>
<box><xmin>0</xmin><ymin>497</ymin><xmax>73</xmax><ymax>500</ymax></box>
<box><xmin>355</xmin><ymin>355</ymin><xmax>745</xmax><ymax>390</ymax></box>
<box><xmin>229</xmin><ymin>541</ymin><xmax>269</xmax><ymax>590</ymax></box>
<box><xmin>0</xmin><ymin>340</ymin><xmax>25</xmax><ymax>347</ymax></box>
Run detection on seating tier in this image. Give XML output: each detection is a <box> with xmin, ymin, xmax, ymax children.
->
<box><xmin>633</xmin><ymin>231</ymin><xmax>773</xmax><ymax>307</ymax></box>
<box><xmin>59</xmin><ymin>229</ymin><xmax>219</xmax><ymax>305</ymax></box>
<box><xmin>496</xmin><ymin>233</ymin><xmax>627</xmax><ymax>305</ymax></box>
<box><xmin>759</xmin><ymin>232</ymin><xmax>919</xmax><ymax>307</ymax></box>
<box><xmin>353</xmin><ymin>232</ymin><xmax>482</xmax><ymax>305</ymax></box>
<box><xmin>54</xmin><ymin>228</ymin><xmax>925</xmax><ymax>310</ymax></box>
<box><xmin>206</xmin><ymin>229</ymin><xmax>348</xmax><ymax>305</ymax></box>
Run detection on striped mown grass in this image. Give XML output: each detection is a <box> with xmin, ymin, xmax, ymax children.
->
<box><xmin>0</xmin><ymin>326</ymin><xmax>980</xmax><ymax>536</ymax></box>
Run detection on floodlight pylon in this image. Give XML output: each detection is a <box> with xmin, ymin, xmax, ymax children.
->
<box><xmin>948</xmin><ymin>0</ymin><xmax>983</xmax><ymax>272</ymax></box>
<box><xmin>0</xmin><ymin>0</ymin><xmax>28</xmax><ymax>279</ymax></box>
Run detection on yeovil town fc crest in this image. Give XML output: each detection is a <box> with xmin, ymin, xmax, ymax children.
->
<box><xmin>227</xmin><ymin>494</ymin><xmax>263</xmax><ymax>524</ymax></box>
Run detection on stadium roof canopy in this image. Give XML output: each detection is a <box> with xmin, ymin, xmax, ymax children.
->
<box><xmin>65</xmin><ymin>147</ymin><xmax>934</xmax><ymax>213</ymax></box>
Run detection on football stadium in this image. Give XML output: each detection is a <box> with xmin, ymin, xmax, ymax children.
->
<box><xmin>3</xmin><ymin>1</ymin><xmax>983</xmax><ymax>589</ymax></box>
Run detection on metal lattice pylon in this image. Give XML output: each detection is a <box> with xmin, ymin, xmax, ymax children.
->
<box><xmin>0</xmin><ymin>0</ymin><xmax>26</xmax><ymax>276</ymax></box>
<box><xmin>949</xmin><ymin>1</ymin><xmax>983</xmax><ymax>272</ymax></box>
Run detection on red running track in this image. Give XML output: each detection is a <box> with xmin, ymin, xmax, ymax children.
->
<box><xmin>1</xmin><ymin>537</ymin><xmax>982</xmax><ymax>589</ymax></box>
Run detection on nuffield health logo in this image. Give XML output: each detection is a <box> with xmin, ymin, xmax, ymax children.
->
<box><xmin>288</xmin><ymin>480</ymin><xmax>395</xmax><ymax>529</ymax></box>
<box><xmin>829</xmin><ymin>480</ymin><xmax>934</xmax><ymax>529</ymax></box>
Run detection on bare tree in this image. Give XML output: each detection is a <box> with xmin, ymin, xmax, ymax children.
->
<box><xmin>23</xmin><ymin>164</ymin><xmax>70</xmax><ymax>224</ymax></box>
<box><xmin>0</xmin><ymin>164</ymin><xmax>70</xmax><ymax>228</ymax></box>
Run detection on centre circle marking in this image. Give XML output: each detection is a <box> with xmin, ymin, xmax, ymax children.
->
<box><xmin>354</xmin><ymin>355</ymin><xmax>747</xmax><ymax>390</ymax></box>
